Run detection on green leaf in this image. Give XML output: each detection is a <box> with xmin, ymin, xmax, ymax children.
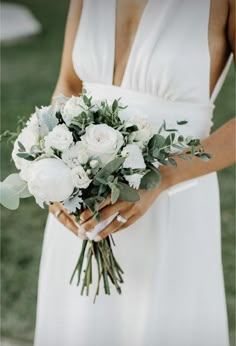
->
<box><xmin>95</xmin><ymin>157</ymin><xmax>125</xmax><ymax>181</ymax></box>
<box><xmin>168</xmin><ymin>158</ymin><xmax>177</xmax><ymax>167</ymax></box>
<box><xmin>84</xmin><ymin>197</ymin><xmax>97</xmax><ymax>213</ymax></box>
<box><xmin>112</xmin><ymin>99</ymin><xmax>118</xmax><ymax>112</ymax></box>
<box><xmin>117</xmin><ymin>182</ymin><xmax>140</xmax><ymax>202</ymax></box>
<box><xmin>164</xmin><ymin>133</ymin><xmax>175</xmax><ymax>146</ymax></box>
<box><xmin>111</xmin><ymin>185</ymin><xmax>120</xmax><ymax>204</ymax></box>
<box><xmin>197</xmin><ymin>153</ymin><xmax>212</xmax><ymax>161</ymax></box>
<box><xmin>149</xmin><ymin>134</ymin><xmax>166</xmax><ymax>150</ymax></box>
<box><xmin>36</xmin><ymin>105</ymin><xmax>58</xmax><ymax>135</ymax></box>
<box><xmin>178</xmin><ymin>154</ymin><xmax>192</xmax><ymax>161</ymax></box>
<box><xmin>30</xmin><ymin>145</ymin><xmax>42</xmax><ymax>155</ymax></box>
<box><xmin>16</xmin><ymin>153</ymin><xmax>35</xmax><ymax>161</ymax></box>
<box><xmin>95</xmin><ymin>177</ymin><xmax>108</xmax><ymax>185</ymax></box>
<box><xmin>0</xmin><ymin>182</ymin><xmax>20</xmax><ymax>209</ymax></box>
<box><xmin>18</xmin><ymin>141</ymin><xmax>26</xmax><ymax>152</ymax></box>
<box><xmin>140</xmin><ymin>166</ymin><xmax>162</xmax><ymax>189</ymax></box>
<box><xmin>177</xmin><ymin>120</ymin><xmax>188</xmax><ymax>125</ymax></box>
<box><xmin>3</xmin><ymin>174</ymin><xmax>32</xmax><ymax>198</ymax></box>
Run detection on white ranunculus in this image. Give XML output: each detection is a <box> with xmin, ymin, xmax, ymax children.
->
<box><xmin>71</xmin><ymin>166</ymin><xmax>91</xmax><ymax>189</ymax></box>
<box><xmin>89</xmin><ymin>159</ymin><xmax>99</xmax><ymax>168</ymax></box>
<box><xmin>44</xmin><ymin>124</ymin><xmax>73</xmax><ymax>152</ymax></box>
<box><xmin>61</xmin><ymin>96</ymin><xmax>85</xmax><ymax>125</ymax></box>
<box><xmin>27</xmin><ymin>158</ymin><xmax>74</xmax><ymax>206</ymax></box>
<box><xmin>124</xmin><ymin>173</ymin><xmax>144</xmax><ymax>190</ymax></box>
<box><xmin>122</xmin><ymin>144</ymin><xmax>146</xmax><ymax>169</ymax></box>
<box><xmin>81</xmin><ymin>124</ymin><xmax>124</xmax><ymax>165</ymax></box>
<box><xmin>62</xmin><ymin>141</ymin><xmax>89</xmax><ymax>168</ymax></box>
<box><xmin>12</xmin><ymin>113</ymin><xmax>39</xmax><ymax>171</ymax></box>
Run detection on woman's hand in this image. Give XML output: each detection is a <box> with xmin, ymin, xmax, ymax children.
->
<box><xmin>78</xmin><ymin>185</ymin><xmax>165</xmax><ymax>242</ymax></box>
<box><xmin>49</xmin><ymin>203</ymin><xmax>88</xmax><ymax>240</ymax></box>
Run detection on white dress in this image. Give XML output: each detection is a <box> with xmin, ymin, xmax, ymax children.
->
<box><xmin>33</xmin><ymin>1</ymin><xmax>233</xmax><ymax>345</ymax></box>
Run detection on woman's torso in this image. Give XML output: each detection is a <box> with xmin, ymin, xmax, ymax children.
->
<box><xmin>72</xmin><ymin>0</ymin><xmax>233</xmax><ymax>103</ymax></box>
<box><xmin>112</xmin><ymin>0</ymin><xmax>231</xmax><ymax>96</ymax></box>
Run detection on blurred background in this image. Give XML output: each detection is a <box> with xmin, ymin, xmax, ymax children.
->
<box><xmin>0</xmin><ymin>0</ymin><xmax>235</xmax><ymax>345</ymax></box>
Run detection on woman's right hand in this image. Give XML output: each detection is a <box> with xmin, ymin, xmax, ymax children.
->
<box><xmin>49</xmin><ymin>203</ymin><xmax>88</xmax><ymax>240</ymax></box>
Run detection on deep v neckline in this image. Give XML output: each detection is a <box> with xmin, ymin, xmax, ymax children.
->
<box><xmin>112</xmin><ymin>0</ymin><xmax>150</xmax><ymax>88</ymax></box>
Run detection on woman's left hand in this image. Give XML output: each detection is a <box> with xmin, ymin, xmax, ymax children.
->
<box><xmin>78</xmin><ymin>185</ymin><xmax>165</xmax><ymax>242</ymax></box>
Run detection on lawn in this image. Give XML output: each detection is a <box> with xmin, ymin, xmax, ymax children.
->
<box><xmin>1</xmin><ymin>0</ymin><xmax>235</xmax><ymax>344</ymax></box>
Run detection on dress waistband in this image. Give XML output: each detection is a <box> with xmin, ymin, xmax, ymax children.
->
<box><xmin>82</xmin><ymin>82</ymin><xmax>215</xmax><ymax>139</ymax></box>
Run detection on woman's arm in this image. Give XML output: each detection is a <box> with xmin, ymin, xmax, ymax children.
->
<box><xmin>52</xmin><ymin>0</ymin><xmax>83</xmax><ymax>99</ymax></box>
<box><xmin>49</xmin><ymin>0</ymin><xmax>88</xmax><ymax>240</ymax></box>
<box><xmin>161</xmin><ymin>118</ymin><xmax>235</xmax><ymax>190</ymax></box>
<box><xmin>159</xmin><ymin>0</ymin><xmax>236</xmax><ymax>190</ymax></box>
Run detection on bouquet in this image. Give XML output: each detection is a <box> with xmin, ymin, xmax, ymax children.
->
<box><xmin>0</xmin><ymin>89</ymin><xmax>211</xmax><ymax>303</ymax></box>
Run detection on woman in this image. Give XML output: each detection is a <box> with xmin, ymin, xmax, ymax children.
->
<box><xmin>34</xmin><ymin>0</ymin><xmax>235</xmax><ymax>345</ymax></box>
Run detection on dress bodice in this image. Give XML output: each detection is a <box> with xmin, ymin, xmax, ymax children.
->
<box><xmin>72</xmin><ymin>0</ymin><xmax>233</xmax><ymax>139</ymax></box>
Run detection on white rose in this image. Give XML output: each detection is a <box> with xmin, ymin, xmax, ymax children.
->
<box><xmin>81</xmin><ymin>124</ymin><xmax>124</xmax><ymax>165</ymax></box>
<box><xmin>122</xmin><ymin>144</ymin><xmax>146</xmax><ymax>169</ymax></box>
<box><xmin>126</xmin><ymin>116</ymin><xmax>153</xmax><ymax>144</ymax></box>
<box><xmin>62</xmin><ymin>141</ymin><xmax>89</xmax><ymax>168</ymax></box>
<box><xmin>44</xmin><ymin>124</ymin><xmax>73</xmax><ymax>152</ymax></box>
<box><xmin>12</xmin><ymin>113</ymin><xmax>39</xmax><ymax>171</ymax></box>
<box><xmin>124</xmin><ymin>173</ymin><xmax>144</xmax><ymax>190</ymax></box>
<box><xmin>27</xmin><ymin>158</ymin><xmax>74</xmax><ymax>206</ymax></box>
<box><xmin>62</xmin><ymin>96</ymin><xmax>85</xmax><ymax>125</ymax></box>
<box><xmin>71</xmin><ymin>166</ymin><xmax>91</xmax><ymax>189</ymax></box>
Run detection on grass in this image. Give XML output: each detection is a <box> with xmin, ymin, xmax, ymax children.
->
<box><xmin>0</xmin><ymin>0</ymin><xmax>235</xmax><ymax>344</ymax></box>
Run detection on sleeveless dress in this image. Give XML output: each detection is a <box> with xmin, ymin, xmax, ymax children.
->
<box><xmin>33</xmin><ymin>1</ymin><xmax>233</xmax><ymax>345</ymax></box>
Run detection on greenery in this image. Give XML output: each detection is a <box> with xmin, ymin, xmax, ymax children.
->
<box><xmin>1</xmin><ymin>0</ymin><xmax>235</xmax><ymax>344</ymax></box>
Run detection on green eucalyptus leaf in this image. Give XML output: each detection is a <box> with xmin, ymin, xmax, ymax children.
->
<box><xmin>95</xmin><ymin>177</ymin><xmax>108</xmax><ymax>185</ymax></box>
<box><xmin>140</xmin><ymin>166</ymin><xmax>162</xmax><ymax>189</ymax></box>
<box><xmin>164</xmin><ymin>133</ymin><xmax>175</xmax><ymax>146</ymax></box>
<box><xmin>95</xmin><ymin>157</ymin><xmax>125</xmax><ymax>181</ymax></box>
<box><xmin>0</xmin><ymin>182</ymin><xmax>20</xmax><ymax>209</ymax></box>
<box><xmin>197</xmin><ymin>153</ymin><xmax>212</xmax><ymax>161</ymax></box>
<box><xmin>18</xmin><ymin>141</ymin><xmax>26</xmax><ymax>152</ymax></box>
<box><xmin>177</xmin><ymin>120</ymin><xmax>188</xmax><ymax>125</ymax></box>
<box><xmin>84</xmin><ymin>197</ymin><xmax>97</xmax><ymax>213</ymax></box>
<box><xmin>168</xmin><ymin>158</ymin><xmax>177</xmax><ymax>167</ymax></box>
<box><xmin>16</xmin><ymin>153</ymin><xmax>35</xmax><ymax>161</ymax></box>
<box><xmin>111</xmin><ymin>185</ymin><xmax>120</xmax><ymax>204</ymax></box>
<box><xmin>112</xmin><ymin>99</ymin><xmax>118</xmax><ymax>112</ymax></box>
<box><xmin>178</xmin><ymin>154</ymin><xmax>192</xmax><ymax>161</ymax></box>
<box><xmin>148</xmin><ymin>134</ymin><xmax>166</xmax><ymax>151</ymax></box>
<box><xmin>3</xmin><ymin>173</ymin><xmax>32</xmax><ymax>198</ymax></box>
<box><xmin>117</xmin><ymin>182</ymin><xmax>140</xmax><ymax>202</ymax></box>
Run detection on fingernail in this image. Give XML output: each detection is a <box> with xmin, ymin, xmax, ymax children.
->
<box><xmin>94</xmin><ymin>235</ymin><xmax>102</xmax><ymax>242</ymax></box>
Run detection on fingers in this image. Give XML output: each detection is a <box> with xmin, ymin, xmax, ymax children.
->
<box><xmin>49</xmin><ymin>203</ymin><xmax>88</xmax><ymax>240</ymax></box>
<box><xmin>79</xmin><ymin>202</ymin><xmax>122</xmax><ymax>234</ymax></box>
<box><xmin>116</xmin><ymin>215</ymin><xmax>137</xmax><ymax>232</ymax></box>
<box><xmin>80</xmin><ymin>195</ymin><xmax>111</xmax><ymax>223</ymax></box>
<box><xmin>93</xmin><ymin>211</ymin><xmax>132</xmax><ymax>242</ymax></box>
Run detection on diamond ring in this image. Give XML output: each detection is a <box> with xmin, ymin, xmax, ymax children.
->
<box><xmin>55</xmin><ymin>209</ymin><xmax>63</xmax><ymax>218</ymax></box>
<box><xmin>116</xmin><ymin>214</ymin><xmax>127</xmax><ymax>224</ymax></box>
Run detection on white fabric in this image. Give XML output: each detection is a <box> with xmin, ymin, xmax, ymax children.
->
<box><xmin>34</xmin><ymin>0</ymin><xmax>232</xmax><ymax>345</ymax></box>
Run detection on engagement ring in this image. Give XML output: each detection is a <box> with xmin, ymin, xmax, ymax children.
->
<box><xmin>116</xmin><ymin>214</ymin><xmax>127</xmax><ymax>224</ymax></box>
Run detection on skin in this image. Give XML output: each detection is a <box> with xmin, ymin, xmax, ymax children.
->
<box><xmin>49</xmin><ymin>0</ymin><xmax>235</xmax><ymax>241</ymax></box>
